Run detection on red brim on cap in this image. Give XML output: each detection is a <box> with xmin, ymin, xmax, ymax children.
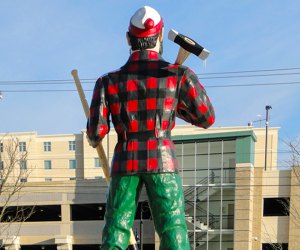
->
<box><xmin>129</xmin><ymin>19</ymin><xmax>163</xmax><ymax>37</ymax></box>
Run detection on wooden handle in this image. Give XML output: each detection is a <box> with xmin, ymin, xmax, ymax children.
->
<box><xmin>175</xmin><ymin>47</ymin><xmax>191</xmax><ymax>65</ymax></box>
<box><xmin>71</xmin><ymin>69</ymin><xmax>90</xmax><ymax>118</ymax></box>
<box><xmin>71</xmin><ymin>69</ymin><xmax>137</xmax><ymax>246</ymax></box>
<box><xmin>71</xmin><ymin>69</ymin><xmax>111</xmax><ymax>183</ymax></box>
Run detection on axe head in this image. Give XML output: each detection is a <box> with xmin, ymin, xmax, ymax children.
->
<box><xmin>168</xmin><ymin>29</ymin><xmax>210</xmax><ymax>60</ymax></box>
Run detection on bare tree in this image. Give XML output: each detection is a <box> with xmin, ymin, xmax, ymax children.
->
<box><xmin>285</xmin><ymin>137</ymin><xmax>300</xmax><ymax>250</ymax></box>
<box><xmin>262</xmin><ymin>221</ymin><xmax>286</xmax><ymax>250</ymax></box>
<box><xmin>0</xmin><ymin>135</ymin><xmax>34</xmax><ymax>247</ymax></box>
<box><xmin>285</xmin><ymin>137</ymin><xmax>300</xmax><ymax>181</ymax></box>
<box><xmin>281</xmin><ymin>137</ymin><xmax>300</xmax><ymax>230</ymax></box>
<box><xmin>263</xmin><ymin>137</ymin><xmax>300</xmax><ymax>250</ymax></box>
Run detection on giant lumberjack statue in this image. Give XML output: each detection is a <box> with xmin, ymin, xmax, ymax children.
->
<box><xmin>87</xmin><ymin>5</ymin><xmax>215</xmax><ymax>250</ymax></box>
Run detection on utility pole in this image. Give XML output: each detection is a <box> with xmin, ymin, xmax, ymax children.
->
<box><xmin>264</xmin><ymin>105</ymin><xmax>272</xmax><ymax>171</ymax></box>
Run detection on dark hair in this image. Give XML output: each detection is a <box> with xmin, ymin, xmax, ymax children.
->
<box><xmin>128</xmin><ymin>33</ymin><xmax>159</xmax><ymax>51</ymax></box>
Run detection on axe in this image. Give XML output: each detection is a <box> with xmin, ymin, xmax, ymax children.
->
<box><xmin>168</xmin><ymin>29</ymin><xmax>210</xmax><ymax>65</ymax></box>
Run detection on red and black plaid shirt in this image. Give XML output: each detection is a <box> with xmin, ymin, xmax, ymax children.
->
<box><xmin>87</xmin><ymin>50</ymin><xmax>215</xmax><ymax>176</ymax></box>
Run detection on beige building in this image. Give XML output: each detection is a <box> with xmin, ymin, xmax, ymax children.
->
<box><xmin>0</xmin><ymin>125</ymin><xmax>298</xmax><ymax>250</ymax></box>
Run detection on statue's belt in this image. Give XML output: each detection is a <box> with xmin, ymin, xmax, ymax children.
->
<box><xmin>118</xmin><ymin>130</ymin><xmax>171</xmax><ymax>141</ymax></box>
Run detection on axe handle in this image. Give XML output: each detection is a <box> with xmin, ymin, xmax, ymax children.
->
<box><xmin>175</xmin><ymin>47</ymin><xmax>191</xmax><ymax>65</ymax></box>
<box><xmin>71</xmin><ymin>69</ymin><xmax>138</xmax><ymax>248</ymax></box>
<box><xmin>71</xmin><ymin>69</ymin><xmax>111</xmax><ymax>183</ymax></box>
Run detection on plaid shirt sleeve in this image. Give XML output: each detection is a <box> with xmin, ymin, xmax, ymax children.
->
<box><xmin>177</xmin><ymin>67</ymin><xmax>215</xmax><ymax>128</ymax></box>
<box><xmin>86</xmin><ymin>77</ymin><xmax>110</xmax><ymax>148</ymax></box>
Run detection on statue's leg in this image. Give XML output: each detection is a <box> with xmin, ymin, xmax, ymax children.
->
<box><xmin>144</xmin><ymin>173</ymin><xmax>190</xmax><ymax>250</ymax></box>
<box><xmin>101</xmin><ymin>175</ymin><xmax>142</xmax><ymax>250</ymax></box>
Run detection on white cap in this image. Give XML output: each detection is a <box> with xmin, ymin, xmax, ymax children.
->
<box><xmin>129</xmin><ymin>6</ymin><xmax>163</xmax><ymax>37</ymax></box>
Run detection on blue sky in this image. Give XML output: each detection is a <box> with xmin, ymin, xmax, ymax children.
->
<box><xmin>0</xmin><ymin>0</ymin><xmax>300</xmax><ymax>149</ymax></box>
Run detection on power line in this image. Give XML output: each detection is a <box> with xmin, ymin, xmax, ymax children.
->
<box><xmin>1</xmin><ymin>89</ymin><xmax>85</xmax><ymax>93</ymax></box>
<box><xmin>0</xmin><ymin>67</ymin><xmax>300</xmax><ymax>87</ymax></box>
<box><xmin>0</xmin><ymin>79</ymin><xmax>94</xmax><ymax>85</ymax></box>
<box><xmin>1</xmin><ymin>66</ymin><xmax>300</xmax><ymax>85</ymax></box>
<box><xmin>198</xmin><ymin>72</ymin><xmax>300</xmax><ymax>80</ymax></box>
<box><xmin>207</xmin><ymin>81</ymin><xmax>300</xmax><ymax>88</ymax></box>
<box><xmin>1</xmin><ymin>80</ymin><xmax>300</xmax><ymax>93</ymax></box>
<box><xmin>196</xmin><ymin>67</ymin><xmax>300</xmax><ymax>75</ymax></box>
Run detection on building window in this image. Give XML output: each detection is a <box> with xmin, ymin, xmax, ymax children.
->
<box><xmin>21</xmin><ymin>245</ymin><xmax>57</xmax><ymax>250</ymax></box>
<box><xmin>5</xmin><ymin>205</ymin><xmax>62</xmax><ymax>222</ymax></box>
<box><xmin>69</xmin><ymin>177</ymin><xmax>76</xmax><ymax>180</ymax></box>
<box><xmin>263</xmin><ymin>198</ymin><xmax>290</xmax><ymax>216</ymax></box>
<box><xmin>262</xmin><ymin>243</ymin><xmax>288</xmax><ymax>250</ymax></box>
<box><xmin>20</xmin><ymin>160</ymin><xmax>27</xmax><ymax>170</ymax></box>
<box><xmin>19</xmin><ymin>142</ymin><xmax>26</xmax><ymax>152</ymax></box>
<box><xmin>20</xmin><ymin>178</ymin><xmax>27</xmax><ymax>182</ymax></box>
<box><xmin>174</xmin><ymin>139</ymin><xmax>236</xmax><ymax>248</ymax></box>
<box><xmin>73</xmin><ymin>245</ymin><xmax>102</xmax><ymax>250</ymax></box>
<box><xmin>0</xmin><ymin>161</ymin><xmax>3</xmax><ymax>170</ymax></box>
<box><xmin>44</xmin><ymin>160</ymin><xmax>52</xmax><ymax>170</ymax></box>
<box><xmin>69</xmin><ymin>160</ymin><xmax>77</xmax><ymax>169</ymax></box>
<box><xmin>71</xmin><ymin>203</ymin><xmax>106</xmax><ymax>221</ymax></box>
<box><xmin>0</xmin><ymin>142</ymin><xmax>3</xmax><ymax>152</ymax></box>
<box><xmin>44</xmin><ymin>142</ymin><xmax>51</xmax><ymax>152</ymax></box>
<box><xmin>94</xmin><ymin>158</ymin><xmax>102</xmax><ymax>168</ymax></box>
<box><xmin>69</xmin><ymin>141</ymin><xmax>76</xmax><ymax>151</ymax></box>
<box><xmin>45</xmin><ymin>178</ymin><xmax>52</xmax><ymax>182</ymax></box>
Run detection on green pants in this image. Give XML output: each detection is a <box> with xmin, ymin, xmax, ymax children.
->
<box><xmin>101</xmin><ymin>173</ymin><xmax>190</xmax><ymax>250</ymax></box>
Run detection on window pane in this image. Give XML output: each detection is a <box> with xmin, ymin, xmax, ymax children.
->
<box><xmin>71</xmin><ymin>203</ymin><xmax>106</xmax><ymax>221</ymax></box>
<box><xmin>210</xmin><ymin>141</ymin><xmax>222</xmax><ymax>154</ymax></box>
<box><xmin>25</xmin><ymin>205</ymin><xmax>61</xmax><ymax>222</ymax></box>
<box><xmin>223</xmin><ymin>140</ymin><xmax>236</xmax><ymax>153</ymax></box>
<box><xmin>69</xmin><ymin>141</ymin><xmax>76</xmax><ymax>151</ymax></box>
<box><xmin>262</xmin><ymin>243</ymin><xmax>288</xmax><ymax>250</ymax></box>
<box><xmin>69</xmin><ymin>160</ymin><xmax>77</xmax><ymax>169</ymax></box>
<box><xmin>44</xmin><ymin>160</ymin><xmax>52</xmax><ymax>169</ymax></box>
<box><xmin>19</xmin><ymin>142</ymin><xmax>26</xmax><ymax>152</ymax></box>
<box><xmin>20</xmin><ymin>160</ymin><xmax>27</xmax><ymax>170</ymax></box>
<box><xmin>44</xmin><ymin>142</ymin><xmax>51</xmax><ymax>152</ymax></box>
<box><xmin>181</xmin><ymin>143</ymin><xmax>195</xmax><ymax>182</ymax></box>
<box><xmin>0</xmin><ymin>161</ymin><xmax>3</xmax><ymax>170</ymax></box>
<box><xmin>0</xmin><ymin>143</ymin><xmax>3</xmax><ymax>152</ymax></box>
<box><xmin>94</xmin><ymin>158</ymin><xmax>101</xmax><ymax>168</ymax></box>
<box><xmin>21</xmin><ymin>245</ymin><xmax>57</xmax><ymax>250</ymax></box>
<box><xmin>263</xmin><ymin>198</ymin><xmax>289</xmax><ymax>216</ymax></box>
<box><xmin>73</xmin><ymin>245</ymin><xmax>102</xmax><ymax>250</ymax></box>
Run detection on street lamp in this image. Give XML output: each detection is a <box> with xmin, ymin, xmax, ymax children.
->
<box><xmin>264</xmin><ymin>105</ymin><xmax>272</xmax><ymax>171</ymax></box>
